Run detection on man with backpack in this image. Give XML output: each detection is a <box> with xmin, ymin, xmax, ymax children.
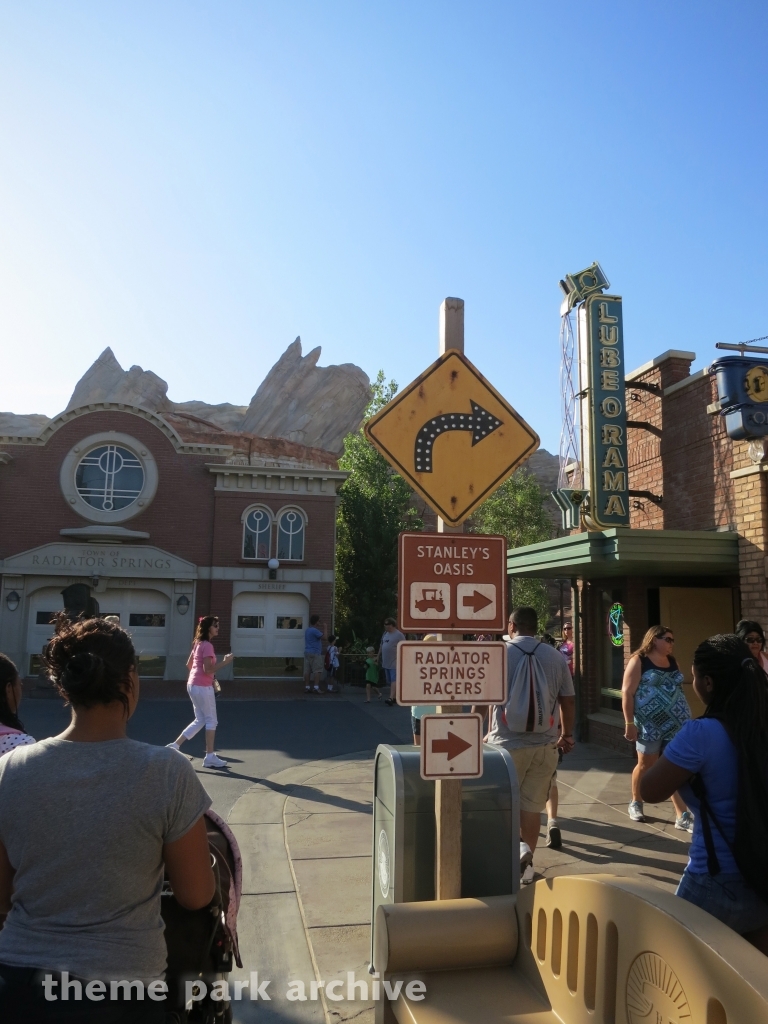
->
<box><xmin>480</xmin><ymin>606</ymin><xmax>575</xmax><ymax>884</ymax></box>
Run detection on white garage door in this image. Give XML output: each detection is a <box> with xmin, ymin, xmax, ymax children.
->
<box><xmin>231</xmin><ymin>592</ymin><xmax>309</xmax><ymax>658</ymax></box>
<box><xmin>26</xmin><ymin>586</ymin><xmax>170</xmax><ymax>677</ymax></box>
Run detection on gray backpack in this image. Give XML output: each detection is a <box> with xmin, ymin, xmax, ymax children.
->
<box><xmin>502</xmin><ymin>642</ymin><xmax>556</xmax><ymax>734</ymax></box>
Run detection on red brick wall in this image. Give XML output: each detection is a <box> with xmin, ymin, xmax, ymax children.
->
<box><xmin>0</xmin><ymin>412</ymin><xmax>218</xmax><ymax>565</ymax></box>
<box><xmin>211</xmin><ymin>493</ymin><xmax>337</xmax><ymax>569</ymax></box>
<box><xmin>0</xmin><ymin>409</ymin><xmax>341</xmax><ymax>650</ymax></box>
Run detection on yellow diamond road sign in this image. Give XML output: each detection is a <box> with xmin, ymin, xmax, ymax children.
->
<box><xmin>365</xmin><ymin>351</ymin><xmax>540</xmax><ymax>525</ymax></box>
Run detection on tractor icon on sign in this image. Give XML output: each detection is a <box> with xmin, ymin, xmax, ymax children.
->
<box><xmin>414</xmin><ymin>588</ymin><xmax>445</xmax><ymax>613</ymax></box>
<box><xmin>409</xmin><ymin>582</ymin><xmax>451</xmax><ymax>619</ymax></box>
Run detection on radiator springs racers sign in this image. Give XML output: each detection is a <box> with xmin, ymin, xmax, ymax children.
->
<box><xmin>396</xmin><ymin>641</ymin><xmax>507</xmax><ymax>705</ymax></box>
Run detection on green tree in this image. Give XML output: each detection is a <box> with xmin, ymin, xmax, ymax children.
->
<box><xmin>335</xmin><ymin>372</ymin><xmax>423</xmax><ymax>646</ymax></box>
<box><xmin>469</xmin><ymin>468</ymin><xmax>554</xmax><ymax>627</ymax></box>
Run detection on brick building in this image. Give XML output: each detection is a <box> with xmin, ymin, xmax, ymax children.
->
<box><xmin>506</xmin><ymin>347</ymin><xmax>760</xmax><ymax>749</ymax></box>
<box><xmin>0</xmin><ymin>403</ymin><xmax>346</xmax><ymax>680</ymax></box>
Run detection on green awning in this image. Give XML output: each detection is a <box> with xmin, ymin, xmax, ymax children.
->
<box><xmin>507</xmin><ymin>528</ymin><xmax>739</xmax><ymax>579</ymax></box>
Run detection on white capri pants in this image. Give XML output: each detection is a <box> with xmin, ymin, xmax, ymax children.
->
<box><xmin>182</xmin><ymin>683</ymin><xmax>218</xmax><ymax>738</ymax></box>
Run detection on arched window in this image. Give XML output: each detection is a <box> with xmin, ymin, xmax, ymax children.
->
<box><xmin>277</xmin><ymin>509</ymin><xmax>305</xmax><ymax>561</ymax></box>
<box><xmin>243</xmin><ymin>507</ymin><xmax>272</xmax><ymax>560</ymax></box>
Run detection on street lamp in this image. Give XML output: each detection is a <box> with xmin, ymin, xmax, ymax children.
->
<box><xmin>176</xmin><ymin>595</ymin><xmax>190</xmax><ymax>615</ymax></box>
<box><xmin>268</xmin><ymin>558</ymin><xmax>280</xmax><ymax>581</ymax></box>
<box><xmin>5</xmin><ymin>591</ymin><xmax>19</xmax><ymax>612</ymax></box>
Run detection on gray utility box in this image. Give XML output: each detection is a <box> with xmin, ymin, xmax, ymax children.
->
<box><xmin>371</xmin><ymin>743</ymin><xmax>520</xmax><ymax>971</ymax></box>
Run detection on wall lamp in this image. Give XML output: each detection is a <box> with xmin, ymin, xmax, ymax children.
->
<box><xmin>268</xmin><ymin>558</ymin><xmax>280</xmax><ymax>581</ymax></box>
<box><xmin>5</xmin><ymin>591</ymin><xmax>20</xmax><ymax>612</ymax></box>
<box><xmin>176</xmin><ymin>595</ymin><xmax>190</xmax><ymax>615</ymax></box>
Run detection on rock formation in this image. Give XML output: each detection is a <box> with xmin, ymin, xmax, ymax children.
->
<box><xmin>66</xmin><ymin>347</ymin><xmax>172</xmax><ymax>413</ymax></box>
<box><xmin>241</xmin><ymin>339</ymin><xmax>371</xmax><ymax>452</ymax></box>
<box><xmin>1</xmin><ymin>340</ymin><xmax>372</xmax><ymax>453</ymax></box>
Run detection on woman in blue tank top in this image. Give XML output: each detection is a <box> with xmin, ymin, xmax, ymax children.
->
<box><xmin>641</xmin><ymin>634</ymin><xmax>768</xmax><ymax>952</ymax></box>
<box><xmin>621</xmin><ymin>624</ymin><xmax>692</xmax><ymax>827</ymax></box>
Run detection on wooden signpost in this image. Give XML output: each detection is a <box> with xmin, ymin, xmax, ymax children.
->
<box><xmin>365</xmin><ymin>297</ymin><xmax>539</xmax><ymax>900</ymax></box>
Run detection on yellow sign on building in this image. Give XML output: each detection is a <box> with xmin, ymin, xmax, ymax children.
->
<box><xmin>365</xmin><ymin>351</ymin><xmax>539</xmax><ymax>525</ymax></box>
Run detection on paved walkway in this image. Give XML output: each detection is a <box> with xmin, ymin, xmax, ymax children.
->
<box><xmin>225</xmin><ymin>704</ymin><xmax>692</xmax><ymax>1024</ymax></box>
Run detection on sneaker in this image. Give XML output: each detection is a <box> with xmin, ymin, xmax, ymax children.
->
<box><xmin>520</xmin><ymin>841</ymin><xmax>533</xmax><ymax>882</ymax></box>
<box><xmin>203</xmin><ymin>753</ymin><xmax>228</xmax><ymax>769</ymax></box>
<box><xmin>675</xmin><ymin>810</ymin><xmax>694</xmax><ymax>833</ymax></box>
<box><xmin>313</xmin><ymin>686</ymin><xmax>321</xmax><ymax>692</ymax></box>
<box><xmin>628</xmin><ymin>800</ymin><xmax>645</xmax><ymax>822</ymax></box>
<box><xmin>304</xmin><ymin>685</ymin><xmax>311</xmax><ymax>692</ymax></box>
<box><xmin>546</xmin><ymin>820</ymin><xmax>562</xmax><ymax>850</ymax></box>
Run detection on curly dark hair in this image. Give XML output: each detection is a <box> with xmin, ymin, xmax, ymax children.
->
<box><xmin>43</xmin><ymin>614</ymin><xmax>137</xmax><ymax>713</ymax></box>
<box><xmin>0</xmin><ymin>653</ymin><xmax>24</xmax><ymax>731</ymax></box>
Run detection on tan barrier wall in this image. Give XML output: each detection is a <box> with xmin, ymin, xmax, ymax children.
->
<box><xmin>375</xmin><ymin>875</ymin><xmax>768</xmax><ymax>1024</ymax></box>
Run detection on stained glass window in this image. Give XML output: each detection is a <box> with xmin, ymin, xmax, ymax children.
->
<box><xmin>75</xmin><ymin>445</ymin><xmax>144</xmax><ymax>512</ymax></box>
<box><xmin>277</xmin><ymin>510</ymin><xmax>305</xmax><ymax>561</ymax></box>
<box><xmin>243</xmin><ymin>508</ymin><xmax>272</xmax><ymax>559</ymax></box>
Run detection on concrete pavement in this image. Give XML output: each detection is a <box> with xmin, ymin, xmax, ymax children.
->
<box><xmin>224</xmin><ymin>693</ymin><xmax>692</xmax><ymax>1024</ymax></box>
<box><xmin>22</xmin><ymin>686</ymin><xmax>693</xmax><ymax>1024</ymax></box>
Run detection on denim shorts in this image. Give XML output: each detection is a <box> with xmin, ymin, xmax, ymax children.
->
<box><xmin>384</xmin><ymin>668</ymin><xmax>396</xmax><ymax>684</ymax></box>
<box><xmin>676</xmin><ymin>869</ymin><xmax>768</xmax><ymax>934</ymax></box>
<box><xmin>635</xmin><ymin>735</ymin><xmax>667</xmax><ymax>756</ymax></box>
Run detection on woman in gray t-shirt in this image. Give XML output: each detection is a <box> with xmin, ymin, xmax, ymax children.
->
<box><xmin>0</xmin><ymin>616</ymin><xmax>214</xmax><ymax>1022</ymax></box>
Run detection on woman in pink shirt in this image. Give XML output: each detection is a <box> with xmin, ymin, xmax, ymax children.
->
<box><xmin>167</xmin><ymin>616</ymin><xmax>233</xmax><ymax>769</ymax></box>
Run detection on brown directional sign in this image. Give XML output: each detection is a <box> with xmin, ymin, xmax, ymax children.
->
<box><xmin>364</xmin><ymin>350</ymin><xmax>539</xmax><ymax>525</ymax></box>
<box><xmin>396</xmin><ymin>641</ymin><xmax>507</xmax><ymax>706</ymax></box>
<box><xmin>420</xmin><ymin>713</ymin><xmax>484</xmax><ymax>780</ymax></box>
<box><xmin>398</xmin><ymin>532</ymin><xmax>507</xmax><ymax>633</ymax></box>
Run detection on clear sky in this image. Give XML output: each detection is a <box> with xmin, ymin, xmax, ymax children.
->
<box><xmin>2</xmin><ymin>2</ymin><xmax>767</xmax><ymax>453</ymax></box>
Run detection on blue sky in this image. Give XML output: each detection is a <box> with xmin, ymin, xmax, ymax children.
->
<box><xmin>2</xmin><ymin>2</ymin><xmax>767</xmax><ymax>453</ymax></box>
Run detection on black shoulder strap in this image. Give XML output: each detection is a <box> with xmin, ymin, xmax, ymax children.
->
<box><xmin>689</xmin><ymin>773</ymin><xmax>735</xmax><ymax>877</ymax></box>
<box><xmin>522</xmin><ymin>641</ymin><xmax>542</xmax><ymax>658</ymax></box>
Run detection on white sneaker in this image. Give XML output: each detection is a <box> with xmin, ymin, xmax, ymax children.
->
<box><xmin>313</xmin><ymin>686</ymin><xmax>321</xmax><ymax>692</ymax></box>
<box><xmin>519</xmin><ymin>841</ymin><xmax>533</xmax><ymax>885</ymax></box>
<box><xmin>628</xmin><ymin>800</ymin><xmax>645</xmax><ymax>822</ymax></box>
<box><xmin>203</xmin><ymin>753</ymin><xmax>228</xmax><ymax>769</ymax></box>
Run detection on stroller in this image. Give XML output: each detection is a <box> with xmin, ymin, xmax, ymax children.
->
<box><xmin>162</xmin><ymin>809</ymin><xmax>243</xmax><ymax>1023</ymax></box>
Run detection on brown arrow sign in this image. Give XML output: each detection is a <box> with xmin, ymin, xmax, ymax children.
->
<box><xmin>430</xmin><ymin>731</ymin><xmax>473</xmax><ymax>760</ymax></box>
<box><xmin>420</xmin><ymin>712</ymin><xmax>484</xmax><ymax>780</ymax></box>
<box><xmin>461</xmin><ymin>589</ymin><xmax>493</xmax><ymax>613</ymax></box>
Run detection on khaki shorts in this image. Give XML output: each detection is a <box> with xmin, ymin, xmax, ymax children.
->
<box><xmin>509</xmin><ymin>745</ymin><xmax>560</xmax><ymax>814</ymax></box>
<box><xmin>304</xmin><ymin>653</ymin><xmax>324</xmax><ymax>676</ymax></box>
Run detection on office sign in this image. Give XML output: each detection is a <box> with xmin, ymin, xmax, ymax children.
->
<box><xmin>711</xmin><ymin>356</ymin><xmax>768</xmax><ymax>440</ymax></box>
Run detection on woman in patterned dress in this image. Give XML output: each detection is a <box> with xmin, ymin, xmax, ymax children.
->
<box><xmin>0</xmin><ymin>655</ymin><xmax>35</xmax><ymax>759</ymax></box>
<box><xmin>622</xmin><ymin>625</ymin><xmax>693</xmax><ymax>829</ymax></box>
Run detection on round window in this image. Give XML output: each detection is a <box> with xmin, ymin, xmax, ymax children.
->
<box><xmin>60</xmin><ymin>432</ymin><xmax>158</xmax><ymax>524</ymax></box>
<box><xmin>75</xmin><ymin>445</ymin><xmax>145</xmax><ymax>511</ymax></box>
